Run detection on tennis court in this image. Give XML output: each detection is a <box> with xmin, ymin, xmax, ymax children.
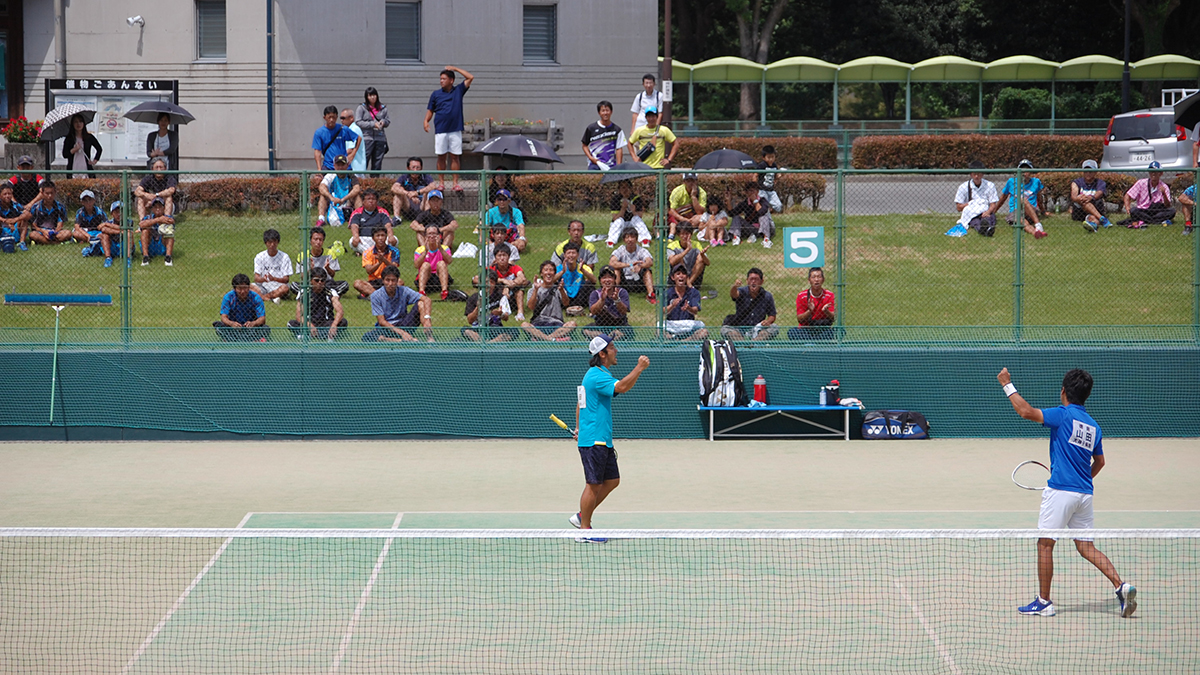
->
<box><xmin>1</xmin><ymin>438</ymin><xmax>1198</xmax><ymax>674</ymax></box>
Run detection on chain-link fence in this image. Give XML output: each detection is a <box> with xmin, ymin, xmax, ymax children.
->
<box><xmin>1</xmin><ymin>167</ymin><xmax>1196</xmax><ymax>347</ymax></box>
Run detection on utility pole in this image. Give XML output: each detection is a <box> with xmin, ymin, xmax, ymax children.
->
<box><xmin>1121</xmin><ymin>0</ymin><xmax>1131</xmax><ymax>113</ymax></box>
<box><xmin>662</xmin><ymin>0</ymin><xmax>673</xmax><ymax>127</ymax></box>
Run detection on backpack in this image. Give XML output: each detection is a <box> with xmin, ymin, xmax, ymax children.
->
<box><xmin>698</xmin><ymin>339</ymin><xmax>749</xmax><ymax>407</ymax></box>
<box><xmin>862</xmin><ymin>410</ymin><xmax>930</xmax><ymax>440</ymax></box>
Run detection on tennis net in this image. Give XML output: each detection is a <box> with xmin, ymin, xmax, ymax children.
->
<box><xmin>2</xmin><ymin>528</ymin><xmax>1196</xmax><ymax>674</ymax></box>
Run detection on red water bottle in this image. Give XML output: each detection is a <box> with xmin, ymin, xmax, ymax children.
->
<box><xmin>753</xmin><ymin>375</ymin><xmax>767</xmax><ymax>403</ymax></box>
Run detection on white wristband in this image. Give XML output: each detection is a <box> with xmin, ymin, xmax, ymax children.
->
<box><xmin>1002</xmin><ymin>383</ymin><xmax>1017</xmax><ymax>397</ymax></box>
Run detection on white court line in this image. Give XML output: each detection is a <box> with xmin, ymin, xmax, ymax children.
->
<box><xmin>247</xmin><ymin>509</ymin><xmax>1200</xmax><ymax>514</ymax></box>
<box><xmin>121</xmin><ymin>512</ymin><xmax>253</xmax><ymax>675</ymax></box>
<box><xmin>330</xmin><ymin>512</ymin><xmax>404</xmax><ymax>675</ymax></box>
<box><xmin>893</xmin><ymin>580</ymin><xmax>961</xmax><ymax>675</ymax></box>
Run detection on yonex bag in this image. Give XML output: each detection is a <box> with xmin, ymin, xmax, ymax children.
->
<box><xmin>862</xmin><ymin>410</ymin><xmax>930</xmax><ymax>439</ymax></box>
<box><xmin>698</xmin><ymin>339</ymin><xmax>749</xmax><ymax>407</ymax></box>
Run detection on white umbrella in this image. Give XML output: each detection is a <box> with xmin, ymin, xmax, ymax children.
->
<box><xmin>39</xmin><ymin>103</ymin><xmax>96</xmax><ymax>142</ymax></box>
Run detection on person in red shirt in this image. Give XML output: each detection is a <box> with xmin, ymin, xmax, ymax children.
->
<box><xmin>489</xmin><ymin>242</ymin><xmax>528</xmax><ymax>321</ymax></box>
<box><xmin>789</xmin><ymin>267</ymin><xmax>836</xmax><ymax>340</ymax></box>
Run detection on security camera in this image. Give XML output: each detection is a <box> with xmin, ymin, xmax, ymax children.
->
<box><xmin>126</xmin><ymin>16</ymin><xmax>144</xmax><ymax>27</ymax></box>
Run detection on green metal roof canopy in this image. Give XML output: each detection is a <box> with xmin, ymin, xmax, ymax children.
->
<box><xmin>838</xmin><ymin>56</ymin><xmax>912</xmax><ymax>82</ymax></box>
<box><xmin>765</xmin><ymin>56</ymin><xmax>838</xmax><ymax>83</ymax></box>
<box><xmin>690</xmin><ymin>56</ymin><xmax>766</xmax><ymax>83</ymax></box>
<box><xmin>910</xmin><ymin>56</ymin><xmax>986</xmax><ymax>82</ymax></box>
<box><xmin>1130</xmin><ymin>54</ymin><xmax>1200</xmax><ymax>80</ymax></box>
<box><xmin>1056</xmin><ymin>55</ymin><xmax>1127</xmax><ymax>81</ymax></box>
<box><xmin>983</xmin><ymin>55</ymin><xmax>1060</xmax><ymax>81</ymax></box>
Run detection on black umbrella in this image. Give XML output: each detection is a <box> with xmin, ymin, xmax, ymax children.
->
<box><xmin>475</xmin><ymin>135</ymin><xmax>563</xmax><ymax>163</ymax></box>
<box><xmin>692</xmin><ymin>148</ymin><xmax>758</xmax><ymax>170</ymax></box>
<box><xmin>124</xmin><ymin>101</ymin><xmax>196</xmax><ymax>125</ymax></box>
<box><xmin>39</xmin><ymin>104</ymin><xmax>96</xmax><ymax>142</ymax></box>
<box><xmin>599</xmin><ymin>161</ymin><xmax>656</xmax><ymax>184</ymax></box>
<box><xmin>1173</xmin><ymin>90</ymin><xmax>1200</xmax><ymax>134</ymax></box>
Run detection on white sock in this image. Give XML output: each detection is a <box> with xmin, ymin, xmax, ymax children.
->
<box><xmin>1035</xmin><ymin>223</ymin><xmax>1044</xmax><ymax>231</ymax></box>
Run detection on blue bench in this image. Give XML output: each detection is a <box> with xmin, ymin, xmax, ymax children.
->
<box><xmin>697</xmin><ymin>404</ymin><xmax>859</xmax><ymax>441</ymax></box>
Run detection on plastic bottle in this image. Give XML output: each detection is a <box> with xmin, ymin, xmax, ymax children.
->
<box><xmin>753</xmin><ymin>375</ymin><xmax>767</xmax><ymax>403</ymax></box>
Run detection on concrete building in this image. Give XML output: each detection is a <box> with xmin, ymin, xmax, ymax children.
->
<box><xmin>15</xmin><ymin>0</ymin><xmax>657</xmax><ymax>171</ymax></box>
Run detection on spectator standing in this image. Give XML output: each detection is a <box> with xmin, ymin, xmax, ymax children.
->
<box><xmin>348</xmin><ymin>188</ymin><xmax>394</xmax><ymax>254</ymax></box>
<box><xmin>954</xmin><ymin>160</ymin><xmax>1000</xmax><ymax>236</ymax></box>
<box><xmin>627</xmin><ymin>108</ymin><xmax>677</xmax><ymax>169</ymax></box>
<box><xmin>290</xmin><ymin>226</ymin><xmax>350</xmax><ymax>297</ymax></box>
<box><xmin>355</xmin><ymin>87</ymin><xmax>390</xmax><ymax>171</ymax></box>
<box><xmin>487</xmin><ymin>166</ymin><xmax>520</xmax><ymax>207</ymax></box>
<box><xmin>391</xmin><ymin>157</ymin><xmax>435</xmax><ymax>220</ymax></box>
<box><xmin>424</xmin><ymin>65</ymin><xmax>474</xmax><ymax>192</ymax></box>
<box><xmin>312</xmin><ymin>105</ymin><xmax>358</xmax><ymax>171</ymax></box>
<box><xmin>414</xmin><ymin>224</ymin><xmax>454</xmax><ymax>300</ymax></box>
<box><xmin>0</xmin><ymin>183</ymin><xmax>28</xmax><ymax>252</ymax></box>
<box><xmin>98</xmin><ymin>201</ymin><xmax>123</xmax><ymax>267</ymax></box>
<box><xmin>363</xmin><ymin>265</ymin><xmax>433</xmax><ymax>342</ymax></box>
<box><xmin>63</xmin><ymin>114</ymin><xmax>102</xmax><ymax>179</ymax></box>
<box><xmin>490</xmin><ymin>242</ymin><xmax>529</xmax><ymax>322</ymax></box>
<box><xmin>71</xmin><ymin>190</ymin><xmax>107</xmax><ymax>253</ymax></box>
<box><xmin>699</xmin><ymin>195</ymin><xmax>729</xmax><ymax>246</ymax></box>
<box><xmin>606</xmin><ymin>180</ymin><xmax>651</xmax><ymax>247</ymax></box>
<box><xmin>317</xmin><ymin>155</ymin><xmax>362</xmax><ymax>227</ymax></box>
<box><xmin>251</xmin><ymin>228</ymin><xmax>293</xmax><ymax>304</ymax></box>
<box><xmin>411</xmin><ymin>189</ymin><xmax>459</xmax><ymax>249</ymax></box>
<box><xmin>1123</xmin><ymin>161</ymin><xmax>1175</xmax><ymax>228</ymax></box>
<box><xmin>789</xmin><ymin>267</ymin><xmax>836</xmax><ymax>340</ymax></box>
<box><xmin>340</xmin><ymin>109</ymin><xmax>365</xmax><ymax>174</ymax></box>
<box><xmin>662</xmin><ymin>264</ymin><xmax>707</xmax><ymax>340</ymax></box>
<box><xmin>608</xmin><ymin>226</ymin><xmax>655</xmax><ymax>302</ymax></box>
<box><xmin>585</xmin><ymin>266</ymin><xmax>631</xmax><ymax>341</ymax></box>
<box><xmin>353</xmin><ymin>228</ymin><xmax>402</xmax><ymax>298</ymax></box>
<box><xmin>630</xmin><ymin>73</ymin><xmax>664</xmax><ymax>132</ymax></box>
<box><xmin>552</xmin><ymin>220</ymin><xmax>599</xmax><ymax>267</ymax></box>
<box><xmin>26</xmin><ymin>180</ymin><xmax>70</xmax><ymax>246</ymax></box>
<box><xmin>214</xmin><ymin>274</ymin><xmax>269</xmax><ymax>342</ymax></box>
<box><xmin>721</xmin><ymin>268</ymin><xmax>778</xmax><ymax>341</ymax></box>
<box><xmin>728</xmin><ymin>181</ymin><xmax>774</xmax><ymax>247</ymax></box>
<box><xmin>524</xmin><ymin>260</ymin><xmax>577</xmax><ymax>341</ymax></box>
<box><xmin>464</xmin><ymin>269</ymin><xmax>515</xmax><ymax>343</ymax></box>
<box><xmin>145</xmin><ymin>113</ymin><xmax>178</xmax><ymax>170</ymax></box>
<box><xmin>582</xmin><ymin>101</ymin><xmax>626</xmax><ymax>170</ymax></box>
<box><xmin>483</xmin><ymin>189</ymin><xmax>527</xmax><ymax>252</ymax></box>
<box><xmin>138</xmin><ymin>197</ymin><xmax>175</xmax><ymax>266</ymax></box>
<box><xmin>667</xmin><ymin>172</ymin><xmax>706</xmax><ymax>239</ymax></box>
<box><xmin>9</xmin><ymin>155</ymin><xmax>43</xmax><ymax>208</ymax></box>
<box><xmin>556</xmin><ymin>241</ymin><xmax>596</xmax><ymax>314</ymax></box>
<box><xmin>1000</xmin><ymin>160</ymin><xmax>1047</xmax><ymax>239</ymax></box>
<box><xmin>288</xmin><ymin>268</ymin><xmax>347</xmax><ymax>340</ymax></box>
<box><xmin>1179</xmin><ymin>183</ymin><xmax>1195</xmax><ymax>234</ymax></box>
<box><xmin>756</xmin><ymin>145</ymin><xmax>783</xmax><ymax>212</ymax></box>
<box><xmin>666</xmin><ymin>223</ymin><xmax>709</xmax><ymax>288</ymax></box>
<box><xmin>134</xmin><ymin>158</ymin><xmax>177</xmax><ymax>219</ymax></box>
<box><xmin>1070</xmin><ymin>160</ymin><xmax>1111</xmax><ymax>232</ymax></box>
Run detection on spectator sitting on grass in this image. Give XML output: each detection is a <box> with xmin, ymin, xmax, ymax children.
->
<box><xmin>789</xmin><ymin>266</ymin><xmax>835</xmax><ymax>341</ymax></box>
<box><xmin>463</xmin><ymin>269</ymin><xmax>515</xmax><ymax>343</ymax></box>
<box><xmin>353</xmin><ymin>227</ymin><xmax>402</xmax><ymax>298</ymax></box>
<box><xmin>1180</xmin><ymin>183</ymin><xmax>1195</xmax><ymax>235</ymax></box>
<box><xmin>483</xmin><ymin>222</ymin><xmax>521</xmax><ymax>266</ymax></box>
<box><xmin>756</xmin><ymin>145</ymin><xmax>783</xmax><ymax>213</ymax></box>
<box><xmin>728</xmin><ymin>181</ymin><xmax>773</xmax><ymax>247</ymax></box>
<box><xmin>556</xmin><ymin>241</ymin><xmax>596</xmax><ymax>316</ymax></box>
<box><xmin>98</xmin><ymin>201</ymin><xmax>123</xmax><ymax>267</ymax></box>
<box><xmin>316</xmin><ymin>155</ymin><xmax>361</xmax><ymax>227</ymax></box>
<box><xmin>954</xmin><ymin>160</ymin><xmax>1000</xmax><ymax>236</ymax></box>
<box><xmin>490</xmin><ymin>242</ymin><xmax>528</xmax><ymax>322</ymax></box>
<box><xmin>662</xmin><ymin>264</ymin><xmax>707</xmax><ymax>340</ymax></box>
<box><xmin>26</xmin><ymin>180</ymin><xmax>70</xmax><ymax>245</ymax></box>
<box><xmin>523</xmin><ymin>260</ymin><xmax>577</xmax><ymax>341</ymax></box>
<box><xmin>699</xmin><ymin>195</ymin><xmax>729</xmax><ymax>246</ymax></box>
<box><xmin>348</xmin><ymin>188</ymin><xmax>395</xmax><ymax>254</ymax></box>
<box><xmin>584</xmin><ymin>266</ymin><xmax>631</xmax><ymax>341</ymax></box>
<box><xmin>0</xmin><ymin>184</ymin><xmax>28</xmax><ymax>253</ymax></box>
<box><xmin>667</xmin><ymin>172</ymin><xmax>706</xmax><ymax>239</ymax></box>
<box><xmin>483</xmin><ymin>189</ymin><xmax>527</xmax><ymax>253</ymax></box>
<box><xmin>1123</xmin><ymin>161</ymin><xmax>1175</xmax><ymax>229</ymax></box>
<box><xmin>391</xmin><ymin>157</ymin><xmax>435</xmax><ymax>220</ymax></box>
<box><xmin>251</xmin><ymin>228</ymin><xmax>293</xmax><ymax>304</ymax></box>
<box><xmin>138</xmin><ymin>197</ymin><xmax>176</xmax><ymax>266</ymax></box>
<box><xmin>1070</xmin><ymin>160</ymin><xmax>1111</xmax><ymax>232</ymax></box>
<box><xmin>606</xmin><ymin>179</ymin><xmax>651</xmax><ymax>247</ymax></box>
<box><xmin>214</xmin><ymin>273</ymin><xmax>269</xmax><ymax>342</ymax></box>
<box><xmin>363</xmin><ymin>265</ymin><xmax>432</xmax><ymax>342</ymax></box>
<box><xmin>608</xmin><ymin>226</ymin><xmax>655</xmax><ymax>302</ymax></box>
<box><xmin>552</xmin><ymin>219</ymin><xmax>599</xmax><ymax>267</ymax></box>
<box><xmin>410</xmin><ymin>189</ymin><xmax>458</xmax><ymax>249</ymax></box>
<box><xmin>288</xmin><ymin>267</ymin><xmax>346</xmax><ymax>340</ymax></box>
<box><xmin>415</xmin><ymin>224</ymin><xmax>454</xmax><ymax>300</ymax></box>
<box><xmin>1000</xmin><ymin>159</ymin><xmax>1047</xmax><ymax>239</ymax></box>
<box><xmin>134</xmin><ymin>158</ymin><xmax>177</xmax><ymax>219</ymax></box>
<box><xmin>666</xmin><ymin>223</ymin><xmax>709</xmax><ymax>288</ymax></box>
<box><xmin>290</xmin><ymin>226</ymin><xmax>350</xmax><ymax>297</ymax></box>
<box><xmin>721</xmin><ymin>267</ymin><xmax>778</xmax><ymax>341</ymax></box>
<box><xmin>9</xmin><ymin>155</ymin><xmax>43</xmax><ymax>208</ymax></box>
<box><xmin>71</xmin><ymin>189</ymin><xmax>107</xmax><ymax>249</ymax></box>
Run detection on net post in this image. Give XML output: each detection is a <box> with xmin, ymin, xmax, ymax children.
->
<box><xmin>119</xmin><ymin>169</ymin><xmax>131</xmax><ymax>347</ymax></box>
<box><xmin>300</xmin><ymin>170</ymin><xmax>310</xmax><ymax>344</ymax></box>
<box><xmin>1012</xmin><ymin>168</ymin><xmax>1024</xmax><ymax>343</ymax></box>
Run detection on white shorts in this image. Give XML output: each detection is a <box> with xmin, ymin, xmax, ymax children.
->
<box><xmin>434</xmin><ymin>131</ymin><xmax>463</xmax><ymax>156</ymax></box>
<box><xmin>352</xmin><ymin>237</ymin><xmax>374</xmax><ymax>254</ymax></box>
<box><xmin>1038</xmin><ymin>487</ymin><xmax>1094</xmax><ymax>540</ymax></box>
<box><xmin>258</xmin><ymin>281</ymin><xmax>287</xmax><ymax>295</ymax></box>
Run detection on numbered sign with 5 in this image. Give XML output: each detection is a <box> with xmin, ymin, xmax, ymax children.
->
<box><xmin>783</xmin><ymin>227</ymin><xmax>825</xmax><ymax>268</ymax></box>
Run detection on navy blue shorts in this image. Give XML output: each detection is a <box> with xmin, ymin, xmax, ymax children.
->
<box><xmin>579</xmin><ymin>444</ymin><xmax>619</xmax><ymax>484</ymax></box>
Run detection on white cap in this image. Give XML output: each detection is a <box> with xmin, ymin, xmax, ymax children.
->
<box><xmin>79</xmin><ymin>189</ymin><xmax>96</xmax><ymax>200</ymax></box>
<box><xmin>1081</xmin><ymin>159</ymin><xmax>1098</xmax><ymax>170</ymax></box>
<box><xmin>588</xmin><ymin>335</ymin><xmax>613</xmax><ymax>355</ymax></box>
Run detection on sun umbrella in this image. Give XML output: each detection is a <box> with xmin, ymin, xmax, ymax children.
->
<box><xmin>124</xmin><ymin>101</ymin><xmax>196</xmax><ymax>125</ymax></box>
<box><xmin>475</xmin><ymin>135</ymin><xmax>563</xmax><ymax>163</ymax></box>
<box><xmin>692</xmin><ymin>148</ymin><xmax>758</xmax><ymax>170</ymax></box>
<box><xmin>599</xmin><ymin>161</ymin><xmax>657</xmax><ymax>184</ymax></box>
<box><xmin>39</xmin><ymin>103</ymin><xmax>96</xmax><ymax>142</ymax></box>
<box><xmin>1172</xmin><ymin>90</ymin><xmax>1200</xmax><ymax>133</ymax></box>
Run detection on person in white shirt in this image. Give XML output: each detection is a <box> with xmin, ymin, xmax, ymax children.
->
<box><xmin>251</xmin><ymin>228</ymin><xmax>294</xmax><ymax>304</ymax></box>
<box><xmin>339</xmin><ymin>109</ymin><xmax>364</xmax><ymax>175</ymax></box>
<box><xmin>630</xmin><ymin>73</ymin><xmax>665</xmax><ymax>132</ymax></box>
<box><xmin>608</xmin><ymin>227</ymin><xmax>656</xmax><ymax>301</ymax></box>
<box><xmin>954</xmin><ymin>160</ymin><xmax>1001</xmax><ymax>236</ymax></box>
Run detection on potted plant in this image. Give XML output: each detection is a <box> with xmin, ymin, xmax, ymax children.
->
<box><xmin>3</xmin><ymin>117</ymin><xmax>47</xmax><ymax>169</ymax></box>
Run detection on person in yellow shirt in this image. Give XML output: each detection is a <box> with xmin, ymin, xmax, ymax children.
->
<box><xmin>626</xmin><ymin>107</ymin><xmax>678</xmax><ymax>169</ymax></box>
<box><xmin>667</xmin><ymin>172</ymin><xmax>706</xmax><ymax>239</ymax></box>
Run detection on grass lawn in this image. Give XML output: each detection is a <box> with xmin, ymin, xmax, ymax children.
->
<box><xmin>0</xmin><ymin>205</ymin><xmax>1194</xmax><ymax>344</ymax></box>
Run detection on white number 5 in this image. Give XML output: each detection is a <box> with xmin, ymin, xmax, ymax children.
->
<box><xmin>789</xmin><ymin>230</ymin><xmax>820</xmax><ymax>266</ymax></box>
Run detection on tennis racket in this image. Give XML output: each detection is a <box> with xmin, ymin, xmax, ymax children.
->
<box><xmin>549</xmin><ymin>414</ymin><xmax>575</xmax><ymax>437</ymax></box>
<box><xmin>1012</xmin><ymin>460</ymin><xmax>1050</xmax><ymax>491</ymax></box>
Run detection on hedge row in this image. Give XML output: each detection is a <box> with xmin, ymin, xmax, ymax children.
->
<box><xmin>850</xmin><ymin>135</ymin><xmax>1105</xmax><ymax>170</ymax></box>
<box><xmin>671</xmin><ymin>136</ymin><xmax>838</xmax><ymax>170</ymax></box>
<box><xmin>511</xmin><ymin>172</ymin><xmax>828</xmax><ymax>212</ymax></box>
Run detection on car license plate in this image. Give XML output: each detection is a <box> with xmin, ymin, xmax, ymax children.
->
<box><xmin>1131</xmin><ymin>151</ymin><xmax>1154</xmax><ymax>164</ymax></box>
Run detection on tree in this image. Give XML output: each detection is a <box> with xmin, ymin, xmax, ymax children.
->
<box><xmin>729</xmin><ymin>0</ymin><xmax>790</xmax><ymax>120</ymax></box>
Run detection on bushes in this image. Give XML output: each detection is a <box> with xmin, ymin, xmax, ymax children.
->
<box><xmin>52</xmin><ymin>179</ymin><xmax>122</xmax><ymax>213</ymax></box>
<box><xmin>671</xmin><ymin>136</ymin><xmax>838</xmax><ymax>170</ymax></box>
<box><xmin>188</xmin><ymin>177</ymin><xmax>301</xmax><ymax>212</ymax></box>
<box><xmin>512</xmin><ymin>172</ymin><xmax>828</xmax><ymax>212</ymax></box>
<box><xmin>851</xmin><ymin>135</ymin><xmax>1105</xmax><ymax>169</ymax></box>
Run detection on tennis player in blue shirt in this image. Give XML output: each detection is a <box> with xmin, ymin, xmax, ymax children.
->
<box><xmin>569</xmin><ymin>335</ymin><xmax>650</xmax><ymax>543</ymax></box>
<box><xmin>998</xmin><ymin>367</ymin><xmax>1136</xmax><ymax>618</ymax></box>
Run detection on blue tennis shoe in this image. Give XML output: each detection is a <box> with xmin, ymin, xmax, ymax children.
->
<box><xmin>1018</xmin><ymin>596</ymin><xmax>1056</xmax><ymax>616</ymax></box>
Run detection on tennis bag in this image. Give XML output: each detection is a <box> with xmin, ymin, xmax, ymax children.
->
<box><xmin>698</xmin><ymin>339</ymin><xmax>749</xmax><ymax>407</ymax></box>
<box><xmin>862</xmin><ymin>410</ymin><xmax>930</xmax><ymax>440</ymax></box>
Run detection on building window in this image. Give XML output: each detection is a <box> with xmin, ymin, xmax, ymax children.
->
<box><xmin>523</xmin><ymin>5</ymin><xmax>556</xmax><ymax>64</ymax></box>
<box><xmin>386</xmin><ymin>2</ymin><xmax>421</xmax><ymax>62</ymax></box>
<box><xmin>196</xmin><ymin>0</ymin><xmax>226</xmax><ymax>60</ymax></box>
